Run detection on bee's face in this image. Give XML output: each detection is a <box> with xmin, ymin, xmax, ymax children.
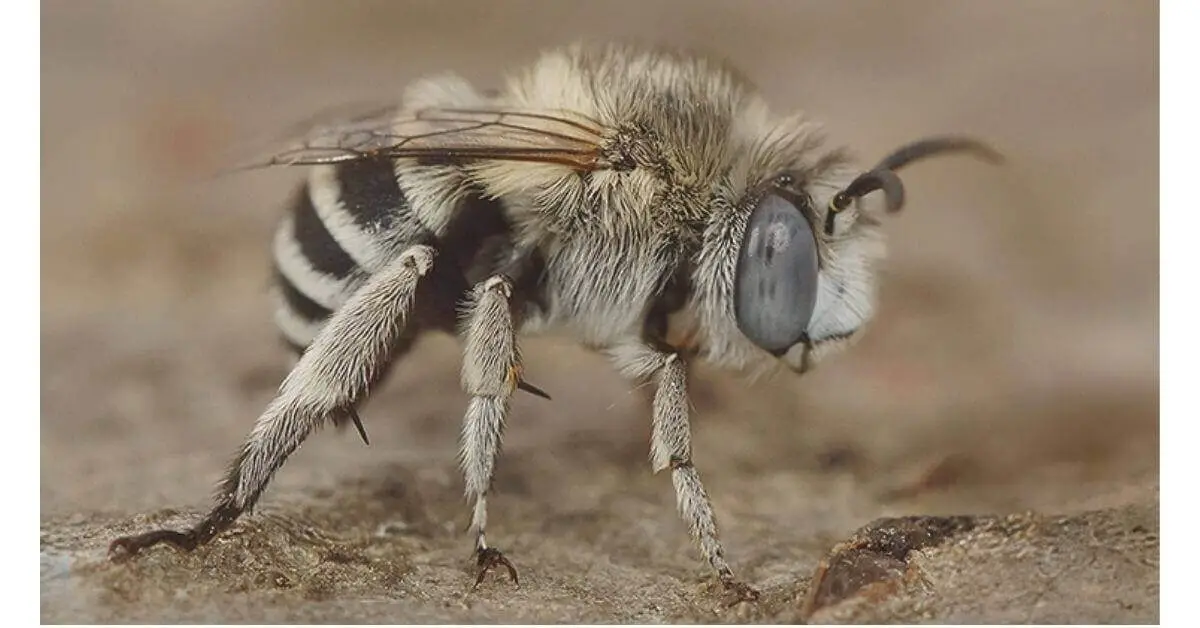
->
<box><xmin>729</xmin><ymin>169</ymin><xmax>885</xmax><ymax>375</ymax></box>
<box><xmin>692</xmin><ymin>106</ymin><xmax>994</xmax><ymax>375</ymax></box>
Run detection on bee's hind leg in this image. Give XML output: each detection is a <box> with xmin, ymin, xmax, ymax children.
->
<box><xmin>108</xmin><ymin>244</ymin><xmax>438</xmax><ymax>561</ymax></box>
<box><xmin>458</xmin><ymin>274</ymin><xmax>524</xmax><ymax>590</ymax></box>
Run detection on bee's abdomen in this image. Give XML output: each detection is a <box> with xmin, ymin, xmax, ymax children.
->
<box><xmin>270</xmin><ymin>156</ymin><xmax>431</xmax><ymax>352</ymax></box>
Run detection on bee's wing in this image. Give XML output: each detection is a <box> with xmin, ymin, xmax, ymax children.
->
<box><xmin>233</xmin><ymin>104</ymin><xmax>608</xmax><ymax>172</ymax></box>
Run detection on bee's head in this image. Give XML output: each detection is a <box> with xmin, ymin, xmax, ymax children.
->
<box><xmin>724</xmin><ymin>137</ymin><xmax>1002</xmax><ymax>374</ymax></box>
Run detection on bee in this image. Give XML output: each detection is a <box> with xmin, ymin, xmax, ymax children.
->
<box><xmin>108</xmin><ymin>41</ymin><xmax>1000</xmax><ymax>599</ymax></box>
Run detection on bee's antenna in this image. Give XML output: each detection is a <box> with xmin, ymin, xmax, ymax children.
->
<box><xmin>828</xmin><ymin>136</ymin><xmax>1003</xmax><ymax>224</ymax></box>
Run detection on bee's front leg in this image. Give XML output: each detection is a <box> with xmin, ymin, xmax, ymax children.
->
<box><xmin>458</xmin><ymin>275</ymin><xmax>522</xmax><ymax>590</ymax></box>
<box><xmin>614</xmin><ymin>345</ymin><xmax>760</xmax><ymax>604</ymax></box>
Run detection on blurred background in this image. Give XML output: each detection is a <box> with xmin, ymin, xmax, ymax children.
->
<box><xmin>41</xmin><ymin>0</ymin><xmax>1157</xmax><ymax>622</ymax></box>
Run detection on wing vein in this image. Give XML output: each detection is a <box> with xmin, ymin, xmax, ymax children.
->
<box><xmin>232</xmin><ymin>102</ymin><xmax>610</xmax><ymax>173</ymax></box>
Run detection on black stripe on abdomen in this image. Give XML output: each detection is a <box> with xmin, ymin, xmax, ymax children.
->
<box><xmin>274</xmin><ymin>266</ymin><xmax>333</xmax><ymax>323</ymax></box>
<box><xmin>334</xmin><ymin>156</ymin><xmax>404</xmax><ymax>233</ymax></box>
<box><xmin>291</xmin><ymin>185</ymin><xmax>359</xmax><ymax>279</ymax></box>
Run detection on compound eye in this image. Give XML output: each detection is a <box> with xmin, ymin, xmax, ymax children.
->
<box><xmin>734</xmin><ymin>193</ymin><xmax>820</xmax><ymax>354</ymax></box>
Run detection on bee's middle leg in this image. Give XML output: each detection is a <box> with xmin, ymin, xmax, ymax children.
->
<box><xmin>458</xmin><ymin>274</ymin><xmax>522</xmax><ymax>589</ymax></box>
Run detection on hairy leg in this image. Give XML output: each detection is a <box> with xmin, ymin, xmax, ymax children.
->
<box><xmin>611</xmin><ymin>344</ymin><xmax>759</xmax><ymax>602</ymax></box>
<box><xmin>109</xmin><ymin>245</ymin><xmax>437</xmax><ymax>559</ymax></box>
<box><xmin>457</xmin><ymin>275</ymin><xmax>522</xmax><ymax>588</ymax></box>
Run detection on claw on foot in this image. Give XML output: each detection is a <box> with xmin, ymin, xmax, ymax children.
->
<box><xmin>107</xmin><ymin>529</ymin><xmax>195</xmax><ymax>563</ymax></box>
<box><xmin>721</xmin><ymin>579</ymin><xmax>761</xmax><ymax>606</ymax></box>
<box><xmin>108</xmin><ymin>537</ymin><xmax>140</xmax><ymax>563</ymax></box>
<box><xmin>473</xmin><ymin>547</ymin><xmax>519</xmax><ymax>590</ymax></box>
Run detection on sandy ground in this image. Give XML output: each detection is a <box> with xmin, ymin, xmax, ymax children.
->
<box><xmin>41</xmin><ymin>1</ymin><xmax>1158</xmax><ymax>623</ymax></box>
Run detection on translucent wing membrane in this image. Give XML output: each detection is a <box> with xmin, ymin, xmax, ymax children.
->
<box><xmin>233</xmin><ymin>103</ymin><xmax>609</xmax><ymax>172</ymax></box>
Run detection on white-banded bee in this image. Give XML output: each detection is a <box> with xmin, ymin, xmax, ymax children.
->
<box><xmin>109</xmin><ymin>41</ymin><xmax>1000</xmax><ymax>599</ymax></box>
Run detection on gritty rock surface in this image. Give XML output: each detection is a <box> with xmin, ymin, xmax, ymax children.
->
<box><xmin>42</xmin><ymin>1</ymin><xmax>1158</xmax><ymax>623</ymax></box>
<box><xmin>802</xmin><ymin>501</ymin><xmax>1159</xmax><ymax>623</ymax></box>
